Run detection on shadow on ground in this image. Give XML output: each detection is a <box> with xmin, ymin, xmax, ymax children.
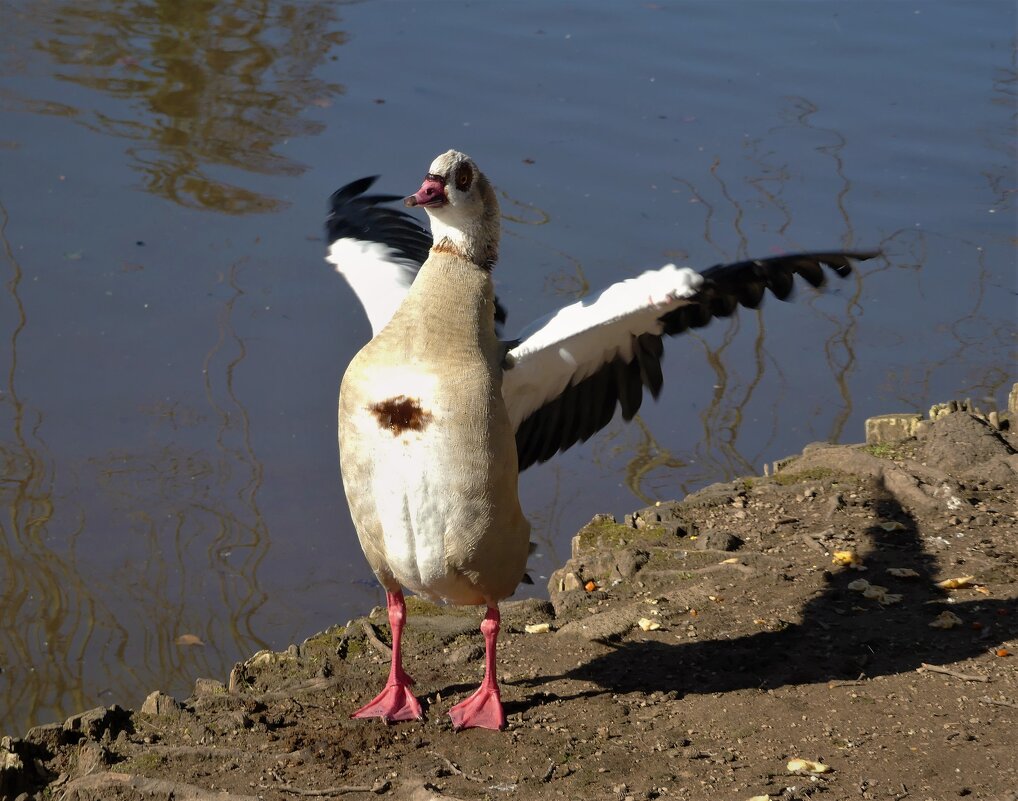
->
<box><xmin>516</xmin><ymin>479</ymin><xmax>1017</xmax><ymax>706</ymax></box>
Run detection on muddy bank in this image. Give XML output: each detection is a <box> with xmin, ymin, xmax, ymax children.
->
<box><xmin>3</xmin><ymin>395</ymin><xmax>1017</xmax><ymax>801</ymax></box>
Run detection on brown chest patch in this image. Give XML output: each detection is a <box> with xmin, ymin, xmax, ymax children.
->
<box><xmin>431</xmin><ymin>240</ymin><xmax>465</xmax><ymax>258</ymax></box>
<box><xmin>369</xmin><ymin>395</ymin><xmax>433</xmax><ymax>435</ymax></box>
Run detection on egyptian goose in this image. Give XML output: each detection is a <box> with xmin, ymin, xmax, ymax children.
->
<box><xmin>332</xmin><ymin>150</ymin><xmax>877</xmax><ymax>730</ymax></box>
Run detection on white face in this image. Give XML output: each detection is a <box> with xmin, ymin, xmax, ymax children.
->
<box><xmin>402</xmin><ymin>151</ymin><xmax>495</xmax><ymax>263</ymax></box>
<box><xmin>404</xmin><ymin>149</ymin><xmax>502</xmax><ymax>270</ymax></box>
<box><xmin>405</xmin><ymin>150</ymin><xmax>482</xmax><ymax>226</ymax></box>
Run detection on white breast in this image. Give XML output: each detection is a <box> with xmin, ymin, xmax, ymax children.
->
<box><xmin>371</xmin><ymin>450</ymin><xmax>444</xmax><ymax>594</ymax></box>
<box><xmin>345</xmin><ymin>368</ymin><xmax>475</xmax><ymax>601</ymax></box>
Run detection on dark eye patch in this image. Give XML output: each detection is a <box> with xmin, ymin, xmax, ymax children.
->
<box><xmin>454</xmin><ymin>163</ymin><xmax>473</xmax><ymax>192</ymax></box>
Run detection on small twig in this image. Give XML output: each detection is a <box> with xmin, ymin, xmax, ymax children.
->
<box><xmin>61</xmin><ymin>772</ymin><xmax>258</xmax><ymax>800</ymax></box>
<box><xmin>917</xmin><ymin>663</ymin><xmax>991</xmax><ymax>683</ymax></box>
<box><xmin>827</xmin><ymin>679</ymin><xmax>866</xmax><ymax>688</ymax></box>
<box><xmin>361</xmin><ymin>620</ymin><xmax>393</xmax><ymax>658</ymax></box>
<box><xmin>979</xmin><ymin>696</ymin><xmax>1018</xmax><ymax>709</ymax></box>
<box><xmin>540</xmin><ymin>760</ymin><xmax>555</xmax><ymax>782</ymax></box>
<box><xmin>649</xmin><ymin>563</ymin><xmax>754</xmax><ymax>577</ymax></box>
<box><xmin>429</xmin><ymin>751</ymin><xmax>485</xmax><ymax>783</ymax></box>
<box><xmin>249</xmin><ymin>675</ymin><xmax>342</xmax><ymax>704</ymax></box>
<box><xmin>273</xmin><ymin>777</ymin><xmax>389</xmax><ymax>796</ymax></box>
<box><xmin>134</xmin><ymin>744</ymin><xmax>287</xmax><ymax>760</ymax></box>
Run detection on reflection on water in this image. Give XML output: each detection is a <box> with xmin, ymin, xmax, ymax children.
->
<box><xmin>591</xmin><ymin>95</ymin><xmax>875</xmax><ymax>501</ymax></box>
<box><xmin>0</xmin><ymin>197</ymin><xmax>84</xmax><ymax>722</ymax></box>
<box><xmin>874</xmin><ymin>229</ymin><xmax>1015</xmax><ymax>410</ymax></box>
<box><xmin>25</xmin><ymin>0</ymin><xmax>345</xmax><ymax>213</ymax></box>
<box><xmin>619</xmin><ymin>416</ymin><xmax>685</xmax><ymax>506</ymax></box>
<box><xmin>0</xmin><ymin>201</ymin><xmax>273</xmax><ymax>725</ymax></box>
<box><xmin>570</xmin><ymin>90</ymin><xmax>1008</xmax><ymax>509</ymax></box>
<box><xmin>86</xmin><ymin>260</ymin><xmax>271</xmax><ymax>703</ymax></box>
<box><xmin>0</xmin><ymin>0</ymin><xmax>347</xmax><ymax>732</ymax></box>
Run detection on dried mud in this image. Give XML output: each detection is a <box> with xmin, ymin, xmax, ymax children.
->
<box><xmin>3</xmin><ymin>405</ymin><xmax>1016</xmax><ymax>801</ymax></box>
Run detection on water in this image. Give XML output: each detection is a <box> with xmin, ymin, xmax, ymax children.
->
<box><xmin>0</xmin><ymin>0</ymin><xmax>1014</xmax><ymax>733</ymax></box>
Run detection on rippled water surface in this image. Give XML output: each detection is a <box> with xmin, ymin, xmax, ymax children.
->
<box><xmin>0</xmin><ymin>1</ymin><xmax>1014</xmax><ymax>732</ymax></box>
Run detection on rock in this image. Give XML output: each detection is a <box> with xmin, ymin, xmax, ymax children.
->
<box><xmin>865</xmin><ymin>413</ymin><xmax>922</xmax><ymax>444</ymax></box>
<box><xmin>503</xmin><ymin>597</ymin><xmax>555</xmax><ymax>621</ymax></box>
<box><xmin>693</xmin><ymin>530</ymin><xmax>743</xmax><ymax>552</ymax></box>
<box><xmin>548</xmin><ymin>568</ymin><xmax>593</xmax><ymax>618</ymax></box>
<box><xmin>826</xmin><ymin>492</ymin><xmax>846</xmax><ymax>518</ymax></box>
<box><xmin>406</xmin><ymin>779</ymin><xmax>469</xmax><ymax>801</ymax></box>
<box><xmin>140</xmin><ymin>690</ymin><xmax>182</xmax><ymax>717</ymax></box>
<box><xmin>929</xmin><ymin>400</ymin><xmax>960</xmax><ymax>420</ymax></box>
<box><xmin>630</xmin><ymin>509</ymin><xmax>659</xmax><ymax>529</ymax></box>
<box><xmin>978</xmin><ymin>454</ymin><xmax>1018</xmax><ymax>486</ymax></box>
<box><xmin>1</xmin><ymin>737</ymin><xmax>26</xmax><ymax>798</ymax></box>
<box><xmin>228</xmin><ymin>662</ymin><xmax>249</xmax><ymax>693</ymax></box>
<box><xmin>682</xmin><ymin>482</ymin><xmax>742</xmax><ymax>510</ymax></box>
<box><xmin>502</xmin><ymin>598</ymin><xmax>555</xmax><ymax>631</ymax></box>
<box><xmin>556</xmin><ymin>603</ymin><xmax>646</xmax><ymax>642</ymax></box>
<box><xmin>193</xmin><ymin>677</ymin><xmax>227</xmax><ymax>697</ymax></box>
<box><xmin>447</xmin><ymin>643</ymin><xmax>484</xmax><ymax>665</ymax></box>
<box><xmin>614</xmin><ymin>547</ymin><xmax>651</xmax><ymax>577</ymax></box>
<box><xmin>548</xmin><ymin>545</ymin><xmax>650</xmax><ymax>613</ymax></box>
<box><xmin>210</xmin><ymin>710</ymin><xmax>252</xmax><ymax>734</ymax></box>
<box><xmin>0</xmin><ymin>736</ymin><xmax>48</xmax><ymax>799</ymax></box>
<box><xmin>571</xmin><ymin>515</ymin><xmax>627</xmax><ymax>558</ymax></box>
<box><xmin>922</xmin><ymin>412</ymin><xmax>1016</xmax><ymax>475</ymax></box>
<box><xmin>62</xmin><ymin>706</ymin><xmax>130</xmax><ymax>744</ymax></box>
<box><xmin>24</xmin><ymin>722</ymin><xmax>62</xmax><ymax>751</ymax></box>
<box><xmin>57</xmin><ymin>771</ymin><xmax>261</xmax><ymax>801</ymax></box>
<box><xmin>74</xmin><ymin>742</ymin><xmax>113</xmax><ymax>777</ymax></box>
<box><xmin>628</xmin><ymin>502</ymin><xmax>697</xmax><ymax>537</ymax></box>
<box><xmin>1009</xmin><ymin>382</ymin><xmax>1018</xmax><ymax>416</ymax></box>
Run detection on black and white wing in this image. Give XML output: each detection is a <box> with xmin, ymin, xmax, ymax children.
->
<box><xmin>326</xmin><ymin>177</ymin><xmax>507</xmax><ymax>335</ymax></box>
<box><xmin>505</xmin><ymin>251</ymin><xmax>879</xmax><ymax>471</ymax></box>
<box><xmin>325</xmin><ymin>176</ymin><xmax>432</xmax><ymax>336</ymax></box>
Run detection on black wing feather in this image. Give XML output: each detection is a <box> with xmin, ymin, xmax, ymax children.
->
<box><xmin>515</xmin><ymin>250</ymin><xmax>879</xmax><ymax>471</ymax></box>
<box><xmin>326</xmin><ymin>176</ymin><xmax>432</xmax><ymax>266</ymax></box>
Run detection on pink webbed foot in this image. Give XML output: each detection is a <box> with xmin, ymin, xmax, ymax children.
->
<box><xmin>448</xmin><ymin>684</ymin><xmax>505</xmax><ymax>731</ymax></box>
<box><xmin>351</xmin><ymin>589</ymin><xmax>422</xmax><ymax>724</ymax></box>
<box><xmin>352</xmin><ymin>673</ymin><xmax>423</xmax><ymax>723</ymax></box>
<box><xmin>448</xmin><ymin>605</ymin><xmax>507</xmax><ymax>731</ymax></box>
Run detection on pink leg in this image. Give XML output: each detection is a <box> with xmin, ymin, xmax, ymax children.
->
<box><xmin>351</xmin><ymin>589</ymin><xmax>423</xmax><ymax>723</ymax></box>
<box><xmin>448</xmin><ymin>605</ymin><xmax>506</xmax><ymax>731</ymax></box>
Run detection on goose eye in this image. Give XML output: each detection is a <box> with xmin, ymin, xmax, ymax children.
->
<box><xmin>454</xmin><ymin>163</ymin><xmax>473</xmax><ymax>192</ymax></box>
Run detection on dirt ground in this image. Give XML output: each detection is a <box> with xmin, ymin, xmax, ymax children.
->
<box><xmin>3</xmin><ymin>400</ymin><xmax>1017</xmax><ymax>801</ymax></box>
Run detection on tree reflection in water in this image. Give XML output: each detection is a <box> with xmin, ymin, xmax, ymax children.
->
<box><xmin>1</xmin><ymin>0</ymin><xmax>346</xmax><ymax>732</ymax></box>
<box><xmin>34</xmin><ymin>0</ymin><xmax>345</xmax><ymax>213</ymax></box>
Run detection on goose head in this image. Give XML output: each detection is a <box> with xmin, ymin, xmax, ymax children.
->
<box><xmin>405</xmin><ymin>150</ymin><xmax>500</xmax><ymax>270</ymax></box>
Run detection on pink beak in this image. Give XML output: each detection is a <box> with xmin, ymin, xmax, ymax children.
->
<box><xmin>404</xmin><ymin>176</ymin><xmax>447</xmax><ymax>208</ymax></box>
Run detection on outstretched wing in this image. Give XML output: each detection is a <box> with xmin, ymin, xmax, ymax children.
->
<box><xmin>325</xmin><ymin>176</ymin><xmax>432</xmax><ymax>336</ymax></box>
<box><xmin>506</xmin><ymin>251</ymin><xmax>879</xmax><ymax>471</ymax></box>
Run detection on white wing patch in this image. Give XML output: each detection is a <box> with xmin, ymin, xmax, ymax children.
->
<box><xmin>327</xmin><ymin>238</ymin><xmax>418</xmax><ymax>336</ymax></box>
<box><xmin>502</xmin><ymin>263</ymin><xmax>704</xmax><ymax>430</ymax></box>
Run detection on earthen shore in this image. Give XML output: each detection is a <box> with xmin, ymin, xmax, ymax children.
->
<box><xmin>3</xmin><ymin>392</ymin><xmax>1017</xmax><ymax>801</ymax></box>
